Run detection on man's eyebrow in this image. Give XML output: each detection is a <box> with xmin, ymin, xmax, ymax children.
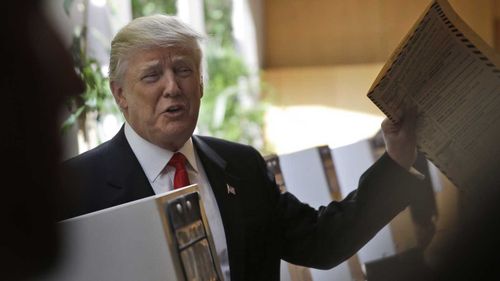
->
<box><xmin>138</xmin><ymin>60</ymin><xmax>161</xmax><ymax>73</ymax></box>
<box><xmin>171</xmin><ymin>55</ymin><xmax>195</xmax><ymax>64</ymax></box>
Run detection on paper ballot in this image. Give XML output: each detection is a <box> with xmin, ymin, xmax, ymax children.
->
<box><xmin>368</xmin><ymin>0</ymin><xmax>500</xmax><ymax>191</ymax></box>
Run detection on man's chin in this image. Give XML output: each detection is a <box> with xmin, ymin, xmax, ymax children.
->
<box><xmin>155</xmin><ymin>126</ymin><xmax>195</xmax><ymax>150</ymax></box>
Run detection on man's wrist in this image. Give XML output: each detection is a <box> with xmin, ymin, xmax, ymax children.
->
<box><xmin>386</xmin><ymin>148</ymin><xmax>417</xmax><ymax>170</ymax></box>
<box><xmin>386</xmin><ymin>149</ymin><xmax>424</xmax><ymax>180</ymax></box>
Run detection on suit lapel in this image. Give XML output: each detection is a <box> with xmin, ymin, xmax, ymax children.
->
<box><xmin>104</xmin><ymin>127</ymin><xmax>155</xmax><ymax>203</ymax></box>
<box><xmin>193</xmin><ymin>135</ymin><xmax>246</xmax><ymax>280</ymax></box>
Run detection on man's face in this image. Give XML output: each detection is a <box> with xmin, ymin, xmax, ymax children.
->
<box><xmin>112</xmin><ymin>47</ymin><xmax>202</xmax><ymax>151</ymax></box>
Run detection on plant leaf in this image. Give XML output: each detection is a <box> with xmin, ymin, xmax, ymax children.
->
<box><xmin>61</xmin><ymin>106</ymin><xmax>85</xmax><ymax>133</ymax></box>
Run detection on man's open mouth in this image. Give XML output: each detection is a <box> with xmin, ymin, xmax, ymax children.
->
<box><xmin>166</xmin><ymin>105</ymin><xmax>184</xmax><ymax>113</ymax></box>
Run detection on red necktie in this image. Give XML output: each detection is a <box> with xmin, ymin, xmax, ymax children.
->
<box><xmin>168</xmin><ymin>152</ymin><xmax>190</xmax><ymax>189</ymax></box>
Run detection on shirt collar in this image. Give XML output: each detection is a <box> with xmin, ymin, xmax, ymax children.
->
<box><xmin>124</xmin><ymin>122</ymin><xmax>198</xmax><ymax>183</ymax></box>
<box><xmin>178</xmin><ymin>138</ymin><xmax>198</xmax><ymax>174</ymax></box>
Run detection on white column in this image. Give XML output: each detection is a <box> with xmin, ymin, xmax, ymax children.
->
<box><xmin>231</xmin><ymin>0</ymin><xmax>261</xmax><ymax>74</ymax></box>
<box><xmin>177</xmin><ymin>0</ymin><xmax>206</xmax><ymax>34</ymax></box>
<box><xmin>176</xmin><ymin>0</ymin><xmax>207</xmax><ymax>85</ymax></box>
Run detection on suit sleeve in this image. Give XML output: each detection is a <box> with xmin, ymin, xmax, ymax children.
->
<box><xmin>265</xmin><ymin>152</ymin><xmax>423</xmax><ymax>269</ymax></box>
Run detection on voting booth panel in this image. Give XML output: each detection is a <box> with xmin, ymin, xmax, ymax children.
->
<box><xmin>35</xmin><ymin>185</ymin><xmax>222</xmax><ymax>281</ymax></box>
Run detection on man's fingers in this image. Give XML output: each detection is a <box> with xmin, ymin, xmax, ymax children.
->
<box><xmin>381</xmin><ymin>101</ymin><xmax>418</xmax><ymax>135</ymax></box>
<box><xmin>381</xmin><ymin>117</ymin><xmax>401</xmax><ymax>133</ymax></box>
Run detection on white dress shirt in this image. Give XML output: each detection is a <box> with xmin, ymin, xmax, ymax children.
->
<box><xmin>124</xmin><ymin>123</ymin><xmax>231</xmax><ymax>280</ymax></box>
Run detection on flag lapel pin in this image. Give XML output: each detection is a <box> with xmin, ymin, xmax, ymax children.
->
<box><xmin>226</xmin><ymin>184</ymin><xmax>236</xmax><ymax>195</ymax></box>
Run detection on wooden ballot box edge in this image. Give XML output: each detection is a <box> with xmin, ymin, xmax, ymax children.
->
<box><xmin>155</xmin><ymin>184</ymin><xmax>225</xmax><ymax>281</ymax></box>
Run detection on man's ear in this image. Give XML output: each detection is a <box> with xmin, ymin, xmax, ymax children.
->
<box><xmin>110</xmin><ymin>81</ymin><xmax>128</xmax><ymax>111</ymax></box>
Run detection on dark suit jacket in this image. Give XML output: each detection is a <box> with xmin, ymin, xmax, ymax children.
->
<box><xmin>61</xmin><ymin>126</ymin><xmax>422</xmax><ymax>281</ymax></box>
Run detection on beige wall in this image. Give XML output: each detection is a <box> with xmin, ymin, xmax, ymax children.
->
<box><xmin>264</xmin><ymin>0</ymin><xmax>494</xmax><ymax>68</ymax></box>
<box><xmin>263</xmin><ymin>63</ymin><xmax>384</xmax><ymax>113</ymax></box>
<box><xmin>262</xmin><ymin>64</ymin><xmax>386</xmax><ymax>154</ymax></box>
<box><xmin>494</xmin><ymin>0</ymin><xmax>500</xmax><ymax>50</ymax></box>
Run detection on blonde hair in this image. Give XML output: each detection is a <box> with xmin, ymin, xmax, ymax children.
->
<box><xmin>109</xmin><ymin>15</ymin><xmax>203</xmax><ymax>83</ymax></box>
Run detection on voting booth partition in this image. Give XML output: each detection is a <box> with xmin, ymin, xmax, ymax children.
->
<box><xmin>36</xmin><ymin>185</ymin><xmax>222</xmax><ymax>281</ymax></box>
<box><xmin>266</xmin><ymin>137</ymin><xmax>440</xmax><ymax>281</ymax></box>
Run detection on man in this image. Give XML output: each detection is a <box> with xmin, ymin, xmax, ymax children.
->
<box><xmin>62</xmin><ymin>15</ymin><xmax>423</xmax><ymax>281</ymax></box>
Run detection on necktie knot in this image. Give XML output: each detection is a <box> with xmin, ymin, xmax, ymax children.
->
<box><xmin>168</xmin><ymin>152</ymin><xmax>190</xmax><ymax>189</ymax></box>
<box><xmin>168</xmin><ymin>152</ymin><xmax>187</xmax><ymax>169</ymax></box>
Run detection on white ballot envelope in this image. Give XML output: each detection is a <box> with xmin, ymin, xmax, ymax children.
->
<box><xmin>35</xmin><ymin>184</ymin><xmax>223</xmax><ymax>281</ymax></box>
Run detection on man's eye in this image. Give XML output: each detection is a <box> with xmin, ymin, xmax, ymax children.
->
<box><xmin>141</xmin><ymin>73</ymin><xmax>159</xmax><ymax>82</ymax></box>
<box><xmin>176</xmin><ymin>67</ymin><xmax>192</xmax><ymax>77</ymax></box>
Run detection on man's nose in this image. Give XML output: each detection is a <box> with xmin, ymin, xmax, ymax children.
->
<box><xmin>162</xmin><ymin>70</ymin><xmax>181</xmax><ymax>97</ymax></box>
